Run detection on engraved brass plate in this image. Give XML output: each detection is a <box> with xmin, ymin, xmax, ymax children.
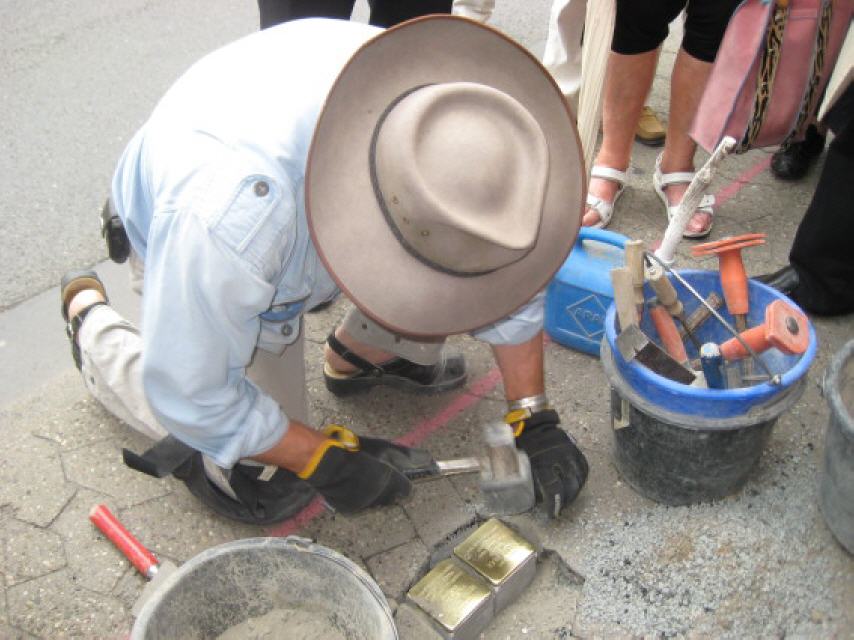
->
<box><xmin>407</xmin><ymin>558</ymin><xmax>492</xmax><ymax>631</ymax></box>
<box><xmin>453</xmin><ymin>518</ymin><xmax>536</xmax><ymax>585</ymax></box>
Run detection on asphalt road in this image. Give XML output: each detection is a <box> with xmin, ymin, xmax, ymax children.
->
<box><xmin>0</xmin><ymin>0</ymin><xmax>551</xmax><ymax>312</ymax></box>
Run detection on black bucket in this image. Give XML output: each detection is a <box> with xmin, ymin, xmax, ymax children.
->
<box><xmin>819</xmin><ymin>339</ymin><xmax>854</xmax><ymax>554</ymax></box>
<box><xmin>601</xmin><ymin>270</ymin><xmax>817</xmax><ymax>506</ymax></box>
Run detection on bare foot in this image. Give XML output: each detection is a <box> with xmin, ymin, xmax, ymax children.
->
<box><xmin>68</xmin><ymin>289</ymin><xmax>106</xmax><ymax>320</ymax></box>
<box><xmin>660</xmin><ymin>180</ymin><xmax>712</xmax><ymax>236</ymax></box>
<box><xmin>582</xmin><ymin>174</ymin><xmax>623</xmax><ymax>227</ymax></box>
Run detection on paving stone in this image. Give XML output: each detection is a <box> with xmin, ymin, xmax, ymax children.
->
<box><xmin>110</xmin><ymin>565</ymin><xmax>145</xmax><ymax>615</ymax></box>
<box><xmin>0</xmin><ymin>624</ymin><xmax>37</xmax><ymax>640</ymax></box>
<box><xmin>366</xmin><ymin>539</ymin><xmax>430</xmax><ymax>600</ymax></box>
<box><xmin>50</xmin><ymin>489</ymin><xmax>128</xmax><ymax>594</ymax></box>
<box><xmin>33</xmin><ymin>392</ymin><xmax>123</xmax><ymax>451</ymax></box>
<box><xmin>6</xmin><ymin>568</ymin><xmax>129</xmax><ymax>638</ymax></box>
<box><xmin>0</xmin><ymin>433</ymin><xmax>75</xmax><ymax>527</ymax></box>
<box><xmin>0</xmin><ymin>516</ymin><xmax>66</xmax><ymax>587</ymax></box>
<box><xmin>61</xmin><ymin>438</ymin><xmax>173</xmax><ymax>508</ymax></box>
<box><xmin>301</xmin><ymin>505</ymin><xmax>417</xmax><ymax>560</ymax></box>
<box><xmin>484</xmin><ymin>551</ymin><xmax>583</xmax><ymax>639</ymax></box>
<box><xmin>403</xmin><ymin>479</ymin><xmax>476</xmax><ymax>549</ymax></box>
<box><xmin>117</xmin><ymin>488</ymin><xmax>256</xmax><ymax>563</ymax></box>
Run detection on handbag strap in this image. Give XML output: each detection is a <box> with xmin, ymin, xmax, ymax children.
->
<box><xmin>737</xmin><ymin>0</ymin><xmax>790</xmax><ymax>153</ymax></box>
<box><xmin>779</xmin><ymin>0</ymin><xmax>833</xmax><ymax>149</ymax></box>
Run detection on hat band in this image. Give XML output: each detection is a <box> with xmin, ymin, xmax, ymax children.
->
<box><xmin>368</xmin><ymin>85</ymin><xmax>496</xmax><ymax>279</ymax></box>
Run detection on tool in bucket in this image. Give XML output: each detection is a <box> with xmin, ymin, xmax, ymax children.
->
<box><xmin>89</xmin><ymin>504</ymin><xmax>178</xmax><ymax>617</ymax></box>
<box><xmin>645</xmin><ymin>251</ymin><xmax>782</xmax><ymax>386</ymax></box>
<box><xmin>718</xmin><ymin>299</ymin><xmax>809</xmax><ymax>361</ymax></box>
<box><xmin>610</xmin><ymin>266</ymin><xmax>696</xmax><ymax>384</ymax></box>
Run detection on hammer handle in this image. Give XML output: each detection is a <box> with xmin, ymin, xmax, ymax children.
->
<box><xmin>89</xmin><ymin>504</ymin><xmax>159</xmax><ymax>579</ymax></box>
<box><xmin>648</xmin><ymin>265</ymin><xmax>683</xmax><ymax>317</ymax></box>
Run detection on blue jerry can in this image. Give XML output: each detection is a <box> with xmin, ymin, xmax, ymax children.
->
<box><xmin>545</xmin><ymin>227</ymin><xmax>628</xmax><ymax>356</ymax></box>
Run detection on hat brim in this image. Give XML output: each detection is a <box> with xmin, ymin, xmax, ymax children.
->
<box><xmin>307</xmin><ymin>16</ymin><xmax>584</xmax><ymax>337</ymax></box>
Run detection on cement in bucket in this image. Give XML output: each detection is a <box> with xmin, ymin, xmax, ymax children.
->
<box><xmin>601</xmin><ymin>270</ymin><xmax>817</xmax><ymax>505</ymax></box>
<box><xmin>131</xmin><ymin>537</ymin><xmax>397</xmax><ymax>640</ymax></box>
<box><xmin>819</xmin><ymin>338</ymin><xmax>854</xmax><ymax>554</ymax></box>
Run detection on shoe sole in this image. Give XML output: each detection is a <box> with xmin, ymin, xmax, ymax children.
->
<box><xmin>324</xmin><ymin>366</ymin><xmax>468</xmax><ymax>397</ymax></box>
<box><xmin>635</xmin><ymin>135</ymin><xmax>665</xmax><ymax>147</ymax></box>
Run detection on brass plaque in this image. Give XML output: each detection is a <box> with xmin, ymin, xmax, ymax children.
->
<box><xmin>453</xmin><ymin>518</ymin><xmax>536</xmax><ymax>586</ymax></box>
<box><xmin>407</xmin><ymin>558</ymin><xmax>492</xmax><ymax>631</ymax></box>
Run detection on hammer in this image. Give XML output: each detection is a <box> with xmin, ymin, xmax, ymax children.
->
<box><xmin>404</xmin><ymin>421</ymin><xmax>536</xmax><ymax>516</ymax></box>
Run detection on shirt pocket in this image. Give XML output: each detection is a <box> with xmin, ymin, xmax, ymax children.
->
<box><xmin>195</xmin><ymin>170</ymin><xmax>297</xmax><ymax>283</ymax></box>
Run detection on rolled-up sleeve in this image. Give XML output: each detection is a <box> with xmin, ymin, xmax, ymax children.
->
<box><xmin>471</xmin><ymin>290</ymin><xmax>545</xmax><ymax>345</ymax></box>
<box><xmin>141</xmin><ymin>170</ymin><xmax>297</xmax><ymax>468</ymax></box>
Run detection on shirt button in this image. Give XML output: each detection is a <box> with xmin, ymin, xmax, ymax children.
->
<box><xmin>281</xmin><ymin>323</ymin><xmax>293</xmax><ymax>337</ymax></box>
<box><xmin>254</xmin><ymin>181</ymin><xmax>269</xmax><ymax>197</ymax></box>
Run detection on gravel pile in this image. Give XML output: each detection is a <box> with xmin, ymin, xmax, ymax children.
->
<box><xmin>572</xmin><ymin>448</ymin><xmax>849</xmax><ymax>638</ymax></box>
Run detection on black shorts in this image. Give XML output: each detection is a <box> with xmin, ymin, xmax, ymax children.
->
<box><xmin>612</xmin><ymin>0</ymin><xmax>741</xmax><ymax>63</ymax></box>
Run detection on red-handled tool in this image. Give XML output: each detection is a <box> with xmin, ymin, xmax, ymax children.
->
<box><xmin>648</xmin><ymin>300</ymin><xmax>689</xmax><ymax>365</ymax></box>
<box><xmin>692</xmin><ymin>233</ymin><xmax>766</xmax><ymax>333</ymax></box>
<box><xmin>89</xmin><ymin>504</ymin><xmax>178</xmax><ymax>615</ymax></box>
<box><xmin>89</xmin><ymin>504</ymin><xmax>159</xmax><ymax>578</ymax></box>
<box><xmin>719</xmin><ymin>299</ymin><xmax>809</xmax><ymax>361</ymax></box>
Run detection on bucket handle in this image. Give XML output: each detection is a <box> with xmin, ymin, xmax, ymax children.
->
<box><xmin>578</xmin><ymin>226</ymin><xmax>628</xmax><ymax>250</ymax></box>
<box><xmin>645</xmin><ymin>252</ymin><xmax>781</xmax><ymax>385</ymax></box>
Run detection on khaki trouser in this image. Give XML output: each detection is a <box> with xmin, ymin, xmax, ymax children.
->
<box><xmin>76</xmin><ymin>256</ymin><xmax>443</xmax><ymax>496</ymax></box>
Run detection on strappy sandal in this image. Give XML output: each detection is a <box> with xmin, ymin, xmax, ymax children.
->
<box><xmin>324</xmin><ymin>333</ymin><xmax>467</xmax><ymax>397</ymax></box>
<box><xmin>585</xmin><ymin>165</ymin><xmax>628</xmax><ymax>229</ymax></box>
<box><xmin>652</xmin><ymin>154</ymin><xmax>715</xmax><ymax>239</ymax></box>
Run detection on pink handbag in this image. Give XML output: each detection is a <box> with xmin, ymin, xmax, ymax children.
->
<box><xmin>691</xmin><ymin>0</ymin><xmax>852</xmax><ymax>153</ymax></box>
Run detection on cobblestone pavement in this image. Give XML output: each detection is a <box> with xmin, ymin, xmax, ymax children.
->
<box><xmin>1</xmin><ymin>6</ymin><xmax>852</xmax><ymax>640</ymax></box>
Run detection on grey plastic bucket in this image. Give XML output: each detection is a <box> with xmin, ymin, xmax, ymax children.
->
<box><xmin>131</xmin><ymin>537</ymin><xmax>398</xmax><ymax>640</ymax></box>
<box><xmin>819</xmin><ymin>339</ymin><xmax>854</xmax><ymax>554</ymax></box>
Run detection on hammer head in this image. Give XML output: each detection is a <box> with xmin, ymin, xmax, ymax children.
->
<box><xmin>478</xmin><ymin>422</ymin><xmax>536</xmax><ymax>515</ymax></box>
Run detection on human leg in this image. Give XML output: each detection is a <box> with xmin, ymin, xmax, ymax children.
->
<box><xmin>491</xmin><ymin>331</ymin><xmax>588</xmax><ymax>517</ymax></box>
<box><xmin>257</xmin><ymin>0</ymin><xmax>355</xmax><ymax>29</ymax></box>
<box><xmin>367</xmin><ymin>0</ymin><xmax>452</xmax><ymax>27</ymax></box>
<box><xmin>323</xmin><ymin>307</ymin><xmax>466</xmax><ymax>395</ymax></box>
<box><xmin>583</xmin><ymin>0</ymin><xmax>683</xmax><ymax>227</ymax></box>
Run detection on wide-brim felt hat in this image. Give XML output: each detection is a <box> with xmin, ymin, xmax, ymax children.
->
<box><xmin>307</xmin><ymin>15</ymin><xmax>585</xmax><ymax>337</ymax></box>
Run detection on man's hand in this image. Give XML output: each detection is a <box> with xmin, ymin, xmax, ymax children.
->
<box><xmin>512</xmin><ymin>409</ymin><xmax>588</xmax><ymax>518</ymax></box>
<box><xmin>299</xmin><ymin>427</ymin><xmax>411</xmax><ymax>513</ymax></box>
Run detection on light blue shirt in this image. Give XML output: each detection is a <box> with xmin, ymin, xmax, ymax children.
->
<box><xmin>112</xmin><ymin>18</ymin><xmax>545</xmax><ymax>467</ymax></box>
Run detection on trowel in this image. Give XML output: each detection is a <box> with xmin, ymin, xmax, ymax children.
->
<box><xmin>611</xmin><ymin>267</ymin><xmax>696</xmax><ymax>385</ymax></box>
<box><xmin>89</xmin><ymin>504</ymin><xmax>178</xmax><ymax>616</ymax></box>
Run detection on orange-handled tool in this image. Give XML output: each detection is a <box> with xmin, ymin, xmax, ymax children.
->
<box><xmin>719</xmin><ymin>299</ymin><xmax>809</xmax><ymax>361</ymax></box>
<box><xmin>89</xmin><ymin>504</ymin><xmax>159</xmax><ymax>578</ymax></box>
<box><xmin>649</xmin><ymin>300</ymin><xmax>688</xmax><ymax>364</ymax></box>
<box><xmin>692</xmin><ymin>234</ymin><xmax>766</xmax><ymax>325</ymax></box>
<box><xmin>647</xmin><ymin>264</ymin><xmax>701</xmax><ymax>350</ymax></box>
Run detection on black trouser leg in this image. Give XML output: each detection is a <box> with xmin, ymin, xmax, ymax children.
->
<box><xmin>366</xmin><ymin>0</ymin><xmax>452</xmax><ymax>27</ymax></box>
<box><xmin>257</xmin><ymin>0</ymin><xmax>356</xmax><ymax>29</ymax></box>
<box><xmin>789</xmin><ymin>116</ymin><xmax>854</xmax><ymax>315</ymax></box>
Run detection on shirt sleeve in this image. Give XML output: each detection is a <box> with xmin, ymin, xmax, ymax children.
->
<box><xmin>141</xmin><ymin>170</ymin><xmax>297</xmax><ymax>468</ymax></box>
<box><xmin>471</xmin><ymin>290</ymin><xmax>545</xmax><ymax>345</ymax></box>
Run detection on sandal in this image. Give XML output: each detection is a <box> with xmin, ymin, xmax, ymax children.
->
<box><xmin>585</xmin><ymin>165</ymin><xmax>628</xmax><ymax>229</ymax></box>
<box><xmin>652</xmin><ymin>154</ymin><xmax>715</xmax><ymax>239</ymax></box>
<box><xmin>324</xmin><ymin>333</ymin><xmax>467</xmax><ymax>397</ymax></box>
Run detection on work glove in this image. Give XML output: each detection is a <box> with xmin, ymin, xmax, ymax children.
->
<box><xmin>299</xmin><ymin>426</ymin><xmax>412</xmax><ymax>514</ymax></box>
<box><xmin>509</xmin><ymin>408</ymin><xmax>588</xmax><ymax>519</ymax></box>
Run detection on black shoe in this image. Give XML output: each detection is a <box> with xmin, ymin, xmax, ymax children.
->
<box><xmin>755</xmin><ymin>265</ymin><xmax>800</xmax><ymax>297</ymax></box>
<box><xmin>770</xmin><ymin>126</ymin><xmax>826</xmax><ymax>180</ymax></box>
<box><xmin>61</xmin><ymin>270</ymin><xmax>109</xmax><ymax>369</ymax></box>
<box><xmin>175</xmin><ymin>454</ymin><xmax>318</xmax><ymax>525</ymax></box>
<box><xmin>324</xmin><ymin>333</ymin><xmax>467</xmax><ymax>397</ymax></box>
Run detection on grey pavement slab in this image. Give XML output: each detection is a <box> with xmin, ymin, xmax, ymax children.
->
<box><xmin>366</xmin><ymin>538</ymin><xmax>431</xmax><ymax>601</ymax></box>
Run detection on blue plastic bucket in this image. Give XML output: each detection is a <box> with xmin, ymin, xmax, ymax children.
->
<box><xmin>545</xmin><ymin>227</ymin><xmax>628</xmax><ymax>356</ymax></box>
<box><xmin>601</xmin><ymin>270</ymin><xmax>818</xmax><ymax>505</ymax></box>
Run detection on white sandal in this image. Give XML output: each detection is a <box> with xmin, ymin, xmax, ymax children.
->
<box><xmin>585</xmin><ymin>165</ymin><xmax>628</xmax><ymax>229</ymax></box>
<box><xmin>652</xmin><ymin>154</ymin><xmax>715</xmax><ymax>239</ymax></box>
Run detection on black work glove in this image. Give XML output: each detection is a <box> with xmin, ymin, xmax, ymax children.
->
<box><xmin>300</xmin><ymin>427</ymin><xmax>411</xmax><ymax>514</ymax></box>
<box><xmin>359</xmin><ymin>436</ymin><xmax>436</xmax><ymax>477</ymax></box>
<box><xmin>511</xmin><ymin>409</ymin><xmax>588</xmax><ymax>519</ymax></box>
